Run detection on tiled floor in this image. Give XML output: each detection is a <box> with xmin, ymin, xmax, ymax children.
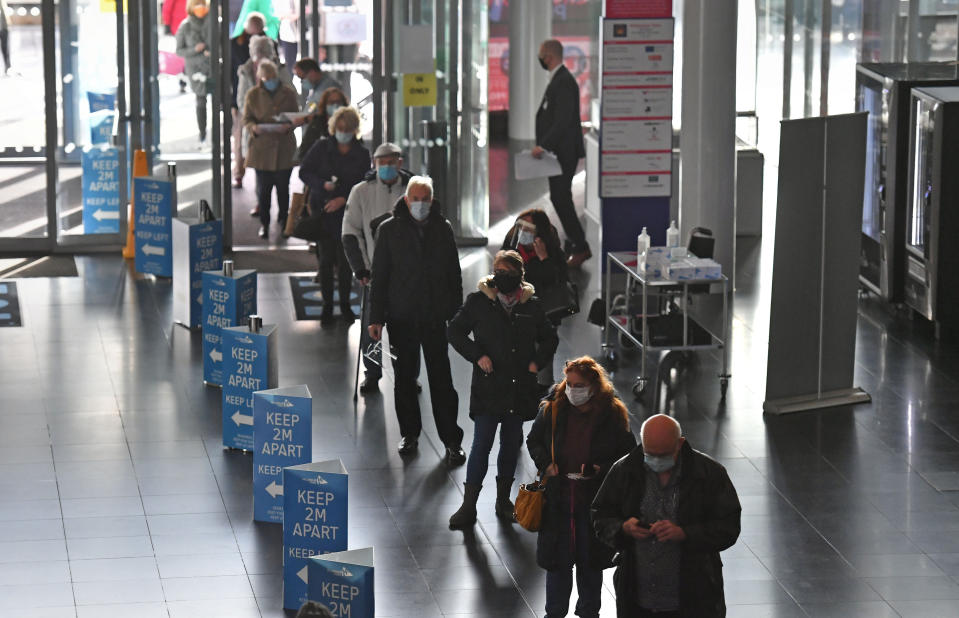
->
<box><xmin>2</xmin><ymin>213</ymin><xmax>959</xmax><ymax>617</ymax></box>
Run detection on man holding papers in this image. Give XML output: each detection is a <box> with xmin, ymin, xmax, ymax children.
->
<box><xmin>532</xmin><ymin>39</ymin><xmax>589</xmax><ymax>268</ymax></box>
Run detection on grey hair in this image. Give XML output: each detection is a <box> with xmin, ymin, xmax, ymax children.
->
<box><xmin>250</xmin><ymin>35</ymin><xmax>275</xmax><ymax>62</ymax></box>
<box><xmin>406</xmin><ymin>175</ymin><xmax>433</xmax><ymax>200</ymax></box>
<box><xmin>256</xmin><ymin>60</ymin><xmax>278</xmax><ymax>80</ymax></box>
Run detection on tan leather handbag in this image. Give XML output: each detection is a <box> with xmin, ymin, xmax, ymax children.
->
<box><xmin>514</xmin><ymin>407</ymin><xmax>556</xmax><ymax>532</ymax></box>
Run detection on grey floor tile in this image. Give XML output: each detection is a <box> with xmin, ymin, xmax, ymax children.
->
<box><xmin>155</xmin><ymin>552</ymin><xmax>247</xmax><ymax>578</ymax></box>
<box><xmin>65</xmin><ymin>536</ymin><xmax>154</xmax><ymax>560</ymax></box>
<box><xmin>865</xmin><ymin>575</ymin><xmax>959</xmax><ymax>601</ymax></box>
<box><xmin>0</xmin><ymin>518</ymin><xmax>65</xmax><ymax>542</ymax></box>
<box><xmin>0</xmin><ymin>561</ymin><xmax>72</xmax><ymax>585</ymax></box>
<box><xmin>75</xmin><ymin>603</ymin><xmax>168</xmax><ymax>618</ymax></box>
<box><xmin>889</xmin><ymin>599</ymin><xmax>959</xmax><ymax>617</ymax></box>
<box><xmin>0</xmin><ymin>539</ymin><xmax>68</xmax><ymax>563</ymax></box>
<box><xmin>0</xmin><ymin>582</ymin><xmax>76</xmax><ymax>610</ymax></box>
<box><xmin>63</xmin><ymin>515</ymin><xmax>149</xmax><ymax>539</ymax></box>
<box><xmin>69</xmin><ymin>556</ymin><xmax>160</xmax><ymax>582</ymax></box>
<box><xmin>798</xmin><ymin>601</ymin><xmax>899</xmax><ymax>617</ymax></box>
<box><xmin>160</xmin><ymin>575</ymin><xmax>255</xmax><ymax>601</ymax></box>
<box><xmin>72</xmin><ymin>578</ymin><xmax>165</xmax><ymax>605</ymax></box>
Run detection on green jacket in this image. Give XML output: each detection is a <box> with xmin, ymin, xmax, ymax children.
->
<box><xmin>232</xmin><ymin>0</ymin><xmax>280</xmax><ymax>39</ymax></box>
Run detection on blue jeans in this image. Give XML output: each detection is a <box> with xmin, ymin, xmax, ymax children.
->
<box><xmin>545</xmin><ymin>499</ymin><xmax>603</xmax><ymax>618</ymax></box>
<box><xmin>465</xmin><ymin>413</ymin><xmax>525</xmax><ymax>485</ymax></box>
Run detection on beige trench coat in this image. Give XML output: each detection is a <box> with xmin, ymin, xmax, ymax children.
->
<box><xmin>243</xmin><ymin>84</ymin><xmax>299</xmax><ymax>171</ymax></box>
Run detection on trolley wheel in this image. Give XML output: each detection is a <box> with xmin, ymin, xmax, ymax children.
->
<box><xmin>720</xmin><ymin>377</ymin><xmax>729</xmax><ymax>397</ymax></box>
<box><xmin>632</xmin><ymin>378</ymin><xmax>648</xmax><ymax>399</ymax></box>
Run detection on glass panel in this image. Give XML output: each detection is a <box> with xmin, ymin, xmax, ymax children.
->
<box><xmin>788</xmin><ymin>0</ymin><xmax>822</xmax><ymax>118</ymax></box>
<box><xmin>907</xmin><ymin>96</ymin><xmax>934</xmax><ymax>256</ymax></box>
<box><xmin>457</xmin><ymin>0</ymin><xmax>488</xmax><ymax>239</ymax></box>
<box><xmin>860</xmin><ymin>81</ymin><xmax>884</xmax><ymax>241</ymax></box>
<box><xmin>827</xmin><ymin>0</ymin><xmax>863</xmax><ymax>115</ymax></box>
<box><xmin>755</xmin><ymin>0</ymin><xmax>786</xmax><ymax>157</ymax></box>
<box><xmin>54</xmin><ymin>0</ymin><xmax>124</xmax><ymax>240</ymax></box>
<box><xmin>0</xmin><ymin>2</ymin><xmax>49</xmax><ymax>239</ymax></box>
<box><xmin>912</xmin><ymin>0</ymin><xmax>958</xmax><ymax>61</ymax></box>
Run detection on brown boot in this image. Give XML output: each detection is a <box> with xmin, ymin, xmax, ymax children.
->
<box><xmin>449</xmin><ymin>483</ymin><xmax>482</xmax><ymax>530</ymax></box>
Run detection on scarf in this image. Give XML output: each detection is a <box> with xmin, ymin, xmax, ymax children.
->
<box><xmin>496</xmin><ymin>289</ymin><xmax>521</xmax><ymax>314</ymax></box>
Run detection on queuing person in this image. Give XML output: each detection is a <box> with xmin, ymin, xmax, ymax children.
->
<box><xmin>592</xmin><ymin>414</ymin><xmax>742</xmax><ymax>617</ymax></box>
<box><xmin>273</xmin><ymin>0</ymin><xmax>299</xmax><ymax>65</ymax></box>
<box><xmin>230</xmin><ymin>12</ymin><xmax>269</xmax><ymax>187</ymax></box>
<box><xmin>243</xmin><ymin>60</ymin><xmax>298</xmax><ymax>239</ymax></box>
<box><xmin>368</xmin><ymin>176</ymin><xmax>466</xmax><ymax>465</ymax></box>
<box><xmin>532</xmin><ymin>39</ymin><xmax>589</xmax><ymax>268</ymax></box>
<box><xmin>447</xmin><ymin>250</ymin><xmax>558</xmax><ymax>529</ymax></box>
<box><xmin>294</xmin><ymin>84</ymin><xmax>347</xmax><ymax>164</ymax></box>
<box><xmin>175</xmin><ymin>0</ymin><xmax>213</xmax><ymax>147</ymax></box>
<box><xmin>526</xmin><ymin>356</ymin><xmax>636</xmax><ymax>618</ymax></box>
<box><xmin>293</xmin><ymin>58</ymin><xmax>342</xmax><ymax>109</ymax></box>
<box><xmin>232</xmin><ymin>0</ymin><xmax>279</xmax><ymax>39</ymax></box>
<box><xmin>295</xmin><ymin>601</ymin><xmax>333</xmax><ymax>618</ymax></box>
<box><xmin>502</xmin><ymin>208</ymin><xmax>568</xmax><ymax>389</ymax></box>
<box><xmin>299</xmin><ymin>106</ymin><xmax>370</xmax><ymax>325</ymax></box>
<box><xmin>342</xmin><ymin>142</ymin><xmax>411</xmax><ymax>392</ymax></box>
<box><xmin>162</xmin><ymin>0</ymin><xmax>187</xmax><ymax>35</ymax></box>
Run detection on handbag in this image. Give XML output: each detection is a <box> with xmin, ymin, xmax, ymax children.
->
<box><xmin>285</xmin><ymin>187</ymin><xmax>308</xmax><ymax>238</ymax></box>
<box><xmin>514</xmin><ymin>407</ymin><xmax>557</xmax><ymax>532</ymax></box>
<box><xmin>291</xmin><ymin>187</ymin><xmax>327</xmax><ymax>241</ymax></box>
<box><xmin>539</xmin><ymin>280</ymin><xmax>580</xmax><ymax>322</ymax></box>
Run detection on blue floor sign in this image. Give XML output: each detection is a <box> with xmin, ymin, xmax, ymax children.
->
<box><xmin>221</xmin><ymin>323</ymin><xmax>277</xmax><ymax>450</ymax></box>
<box><xmin>283</xmin><ymin>460</ymin><xmax>348</xmax><ymax>610</ymax></box>
<box><xmin>201</xmin><ymin>268</ymin><xmax>257</xmax><ymax>386</ymax></box>
<box><xmin>0</xmin><ymin>282</ymin><xmax>22</xmax><ymax>327</ymax></box>
<box><xmin>134</xmin><ymin>176</ymin><xmax>175</xmax><ymax>276</ymax></box>
<box><xmin>81</xmin><ymin>147</ymin><xmax>121</xmax><ymax>235</ymax></box>
<box><xmin>308</xmin><ymin>547</ymin><xmax>374</xmax><ymax>618</ymax></box>
<box><xmin>253</xmin><ymin>385</ymin><xmax>311</xmax><ymax>523</ymax></box>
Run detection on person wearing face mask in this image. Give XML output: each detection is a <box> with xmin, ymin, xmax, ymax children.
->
<box><xmin>175</xmin><ymin>0</ymin><xmax>214</xmax><ymax>146</ymax></box>
<box><xmin>446</xmin><ymin>250</ymin><xmax>558</xmax><ymax>529</ymax></box>
<box><xmin>293</xmin><ymin>82</ymin><xmax>348</xmax><ymax>165</ymax></box>
<box><xmin>341</xmin><ymin>142</ymin><xmax>412</xmax><ymax>392</ymax></box>
<box><xmin>243</xmin><ymin>60</ymin><xmax>298</xmax><ymax>239</ymax></box>
<box><xmin>526</xmin><ymin>356</ymin><xmax>636</xmax><ymax>618</ymax></box>
<box><xmin>298</xmin><ymin>106</ymin><xmax>370</xmax><ymax>324</ymax></box>
<box><xmin>591</xmin><ymin>414</ymin><xmax>741</xmax><ymax>617</ymax></box>
<box><xmin>532</xmin><ymin>38</ymin><xmax>590</xmax><ymax>269</ymax></box>
<box><xmin>293</xmin><ymin>58</ymin><xmax>343</xmax><ymax>112</ymax></box>
<box><xmin>368</xmin><ymin>176</ymin><xmax>466</xmax><ymax>465</ymax></box>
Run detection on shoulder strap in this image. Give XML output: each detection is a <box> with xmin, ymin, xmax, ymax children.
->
<box><xmin>550</xmin><ymin>404</ymin><xmax>557</xmax><ymax>464</ymax></box>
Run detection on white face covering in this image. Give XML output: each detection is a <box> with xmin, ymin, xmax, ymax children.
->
<box><xmin>409</xmin><ymin>200</ymin><xmax>430</xmax><ymax>221</ymax></box>
<box><xmin>566</xmin><ymin>385</ymin><xmax>592</xmax><ymax>407</ymax></box>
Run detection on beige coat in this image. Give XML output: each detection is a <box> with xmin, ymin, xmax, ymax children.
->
<box><xmin>243</xmin><ymin>84</ymin><xmax>299</xmax><ymax>171</ymax></box>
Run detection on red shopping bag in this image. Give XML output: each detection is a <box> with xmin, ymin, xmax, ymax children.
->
<box><xmin>158</xmin><ymin>50</ymin><xmax>185</xmax><ymax>75</ymax></box>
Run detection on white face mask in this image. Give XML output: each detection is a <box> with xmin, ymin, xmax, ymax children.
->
<box><xmin>409</xmin><ymin>200</ymin><xmax>430</xmax><ymax>221</ymax></box>
<box><xmin>516</xmin><ymin>229</ymin><xmax>535</xmax><ymax>246</ymax></box>
<box><xmin>566</xmin><ymin>385</ymin><xmax>592</xmax><ymax>407</ymax></box>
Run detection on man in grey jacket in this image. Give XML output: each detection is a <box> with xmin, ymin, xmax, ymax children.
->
<box><xmin>342</xmin><ymin>143</ymin><xmax>410</xmax><ymax>393</ymax></box>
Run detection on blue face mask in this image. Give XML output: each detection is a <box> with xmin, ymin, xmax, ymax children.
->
<box><xmin>335</xmin><ymin>131</ymin><xmax>353</xmax><ymax>144</ymax></box>
<box><xmin>263</xmin><ymin>78</ymin><xmax>279</xmax><ymax>92</ymax></box>
<box><xmin>644</xmin><ymin>452</ymin><xmax>676</xmax><ymax>473</ymax></box>
<box><xmin>377</xmin><ymin>164</ymin><xmax>398</xmax><ymax>182</ymax></box>
<box><xmin>326</xmin><ymin>103</ymin><xmax>343</xmax><ymax>117</ymax></box>
<box><xmin>409</xmin><ymin>200</ymin><xmax>430</xmax><ymax>221</ymax></box>
<box><xmin>517</xmin><ymin>229</ymin><xmax>535</xmax><ymax>246</ymax></box>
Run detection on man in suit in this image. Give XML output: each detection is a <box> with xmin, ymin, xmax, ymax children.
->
<box><xmin>532</xmin><ymin>39</ymin><xmax>589</xmax><ymax>268</ymax></box>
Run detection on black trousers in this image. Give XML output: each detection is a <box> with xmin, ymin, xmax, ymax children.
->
<box><xmin>0</xmin><ymin>29</ymin><xmax>9</xmax><ymax>71</ymax></box>
<box><xmin>316</xmin><ymin>230</ymin><xmax>353</xmax><ymax>312</ymax></box>
<box><xmin>387</xmin><ymin>320</ymin><xmax>462</xmax><ymax>447</ymax></box>
<box><xmin>548</xmin><ymin>169</ymin><xmax>587</xmax><ymax>253</ymax></box>
<box><xmin>195</xmin><ymin>94</ymin><xmax>207</xmax><ymax>140</ymax></box>
<box><xmin>255</xmin><ymin>169</ymin><xmax>292</xmax><ymax>227</ymax></box>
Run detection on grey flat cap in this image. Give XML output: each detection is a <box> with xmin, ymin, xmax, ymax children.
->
<box><xmin>373</xmin><ymin>142</ymin><xmax>402</xmax><ymax>158</ymax></box>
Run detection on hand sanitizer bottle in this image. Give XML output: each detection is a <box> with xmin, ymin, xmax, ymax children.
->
<box><xmin>666</xmin><ymin>220</ymin><xmax>680</xmax><ymax>248</ymax></box>
<box><xmin>636</xmin><ymin>227</ymin><xmax>650</xmax><ymax>256</ymax></box>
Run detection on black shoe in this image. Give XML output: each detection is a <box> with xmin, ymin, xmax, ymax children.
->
<box><xmin>320</xmin><ymin>308</ymin><xmax>335</xmax><ymax>326</ymax></box>
<box><xmin>258</xmin><ymin>225</ymin><xmax>269</xmax><ymax>239</ymax></box>
<box><xmin>416</xmin><ymin>381</ymin><xmax>423</xmax><ymax>394</ymax></box>
<box><xmin>445</xmin><ymin>445</ymin><xmax>466</xmax><ymax>467</ymax></box>
<box><xmin>359</xmin><ymin>376</ymin><xmax>380</xmax><ymax>394</ymax></box>
<box><xmin>340</xmin><ymin>305</ymin><xmax>357</xmax><ymax>321</ymax></box>
<box><xmin>398</xmin><ymin>437</ymin><xmax>418</xmax><ymax>456</ymax></box>
<box><xmin>312</xmin><ymin>272</ymin><xmax>321</xmax><ymax>284</ymax></box>
<box><xmin>279</xmin><ymin>217</ymin><xmax>289</xmax><ymax>239</ymax></box>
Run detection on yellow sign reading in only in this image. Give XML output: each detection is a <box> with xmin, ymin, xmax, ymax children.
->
<box><xmin>403</xmin><ymin>73</ymin><xmax>437</xmax><ymax>107</ymax></box>
<box><xmin>100</xmin><ymin>0</ymin><xmax>129</xmax><ymax>13</ymax></box>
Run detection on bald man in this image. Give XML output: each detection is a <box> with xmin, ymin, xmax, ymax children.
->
<box><xmin>591</xmin><ymin>415</ymin><xmax>741</xmax><ymax>618</ymax></box>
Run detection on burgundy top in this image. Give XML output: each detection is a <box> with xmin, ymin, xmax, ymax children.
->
<box><xmin>561</xmin><ymin>406</ymin><xmax>597</xmax><ymax>475</ymax></box>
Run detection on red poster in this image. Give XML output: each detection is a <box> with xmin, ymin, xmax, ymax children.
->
<box><xmin>605</xmin><ymin>0</ymin><xmax>672</xmax><ymax>18</ymax></box>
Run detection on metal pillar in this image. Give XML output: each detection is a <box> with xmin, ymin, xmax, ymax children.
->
<box><xmin>507</xmin><ymin>0</ymin><xmax>550</xmax><ymax>141</ymax></box>
<box><xmin>680</xmin><ymin>0</ymin><xmax>737</xmax><ymax>286</ymax></box>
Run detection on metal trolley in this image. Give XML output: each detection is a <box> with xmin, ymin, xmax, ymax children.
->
<box><xmin>602</xmin><ymin>251</ymin><xmax>731</xmax><ymax>399</ymax></box>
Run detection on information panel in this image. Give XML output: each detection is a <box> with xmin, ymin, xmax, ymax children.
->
<box><xmin>133</xmin><ymin>176</ymin><xmax>175</xmax><ymax>275</ymax></box>
<box><xmin>201</xmin><ymin>269</ymin><xmax>257</xmax><ymax>386</ymax></box>
<box><xmin>253</xmin><ymin>385</ymin><xmax>312</xmax><ymax>523</ymax></box>
<box><xmin>308</xmin><ymin>548</ymin><xmax>374</xmax><ymax>618</ymax></box>
<box><xmin>221</xmin><ymin>324</ymin><xmax>277</xmax><ymax>450</ymax></box>
<box><xmin>283</xmin><ymin>460</ymin><xmax>348</xmax><ymax>610</ymax></box>
<box><xmin>173</xmin><ymin>218</ymin><xmax>222</xmax><ymax>329</ymax></box>
<box><xmin>81</xmin><ymin>147</ymin><xmax>121</xmax><ymax>235</ymax></box>
<box><xmin>600</xmin><ymin>17</ymin><xmax>675</xmax><ymax>198</ymax></box>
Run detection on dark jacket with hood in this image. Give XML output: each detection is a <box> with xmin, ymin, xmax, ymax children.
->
<box><xmin>369</xmin><ymin>197</ymin><xmax>463</xmax><ymax>325</ymax></box>
<box><xmin>526</xmin><ymin>392</ymin><xmax>636</xmax><ymax>570</ymax></box>
<box><xmin>501</xmin><ymin>224</ymin><xmax>568</xmax><ymax>294</ymax></box>
<box><xmin>447</xmin><ymin>277</ymin><xmax>558</xmax><ymax>421</ymax></box>
<box><xmin>591</xmin><ymin>441</ymin><xmax>742</xmax><ymax>617</ymax></box>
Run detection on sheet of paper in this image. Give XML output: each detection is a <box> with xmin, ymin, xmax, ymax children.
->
<box><xmin>277</xmin><ymin>112</ymin><xmax>311</xmax><ymax>122</ymax></box>
<box><xmin>514</xmin><ymin>150</ymin><xmax>562</xmax><ymax>180</ymax></box>
<box><xmin>257</xmin><ymin>123</ymin><xmax>289</xmax><ymax>134</ymax></box>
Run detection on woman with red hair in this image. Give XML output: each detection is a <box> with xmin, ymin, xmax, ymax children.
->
<box><xmin>526</xmin><ymin>356</ymin><xmax>636</xmax><ymax>618</ymax></box>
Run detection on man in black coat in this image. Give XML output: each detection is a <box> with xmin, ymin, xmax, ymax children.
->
<box><xmin>591</xmin><ymin>414</ymin><xmax>742</xmax><ymax>618</ymax></box>
<box><xmin>533</xmin><ymin>39</ymin><xmax>589</xmax><ymax>268</ymax></box>
<box><xmin>368</xmin><ymin>176</ymin><xmax>466</xmax><ymax>465</ymax></box>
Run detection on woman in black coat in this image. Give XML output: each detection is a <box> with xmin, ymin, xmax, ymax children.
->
<box><xmin>502</xmin><ymin>208</ymin><xmax>568</xmax><ymax>295</ymax></box>
<box><xmin>526</xmin><ymin>356</ymin><xmax>636</xmax><ymax>618</ymax></box>
<box><xmin>447</xmin><ymin>250</ymin><xmax>558</xmax><ymax>529</ymax></box>
<box><xmin>299</xmin><ymin>106</ymin><xmax>370</xmax><ymax>324</ymax></box>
